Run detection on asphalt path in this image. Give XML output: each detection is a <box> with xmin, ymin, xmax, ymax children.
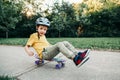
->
<box><xmin>0</xmin><ymin>45</ymin><xmax>120</xmax><ymax>80</ymax></box>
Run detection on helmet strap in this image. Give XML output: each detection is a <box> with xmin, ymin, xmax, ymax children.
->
<box><xmin>37</xmin><ymin>32</ymin><xmax>40</xmax><ymax>39</ymax></box>
<box><xmin>36</xmin><ymin>26</ymin><xmax>40</xmax><ymax>39</ymax></box>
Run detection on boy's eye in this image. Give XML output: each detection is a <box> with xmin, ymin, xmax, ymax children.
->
<box><xmin>40</xmin><ymin>27</ymin><xmax>43</xmax><ymax>29</ymax></box>
<box><xmin>39</xmin><ymin>26</ymin><xmax>47</xmax><ymax>30</ymax></box>
<box><xmin>44</xmin><ymin>29</ymin><xmax>47</xmax><ymax>31</ymax></box>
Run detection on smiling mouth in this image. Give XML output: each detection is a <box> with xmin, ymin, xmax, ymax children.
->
<box><xmin>41</xmin><ymin>33</ymin><xmax>44</xmax><ymax>34</ymax></box>
<box><xmin>40</xmin><ymin>33</ymin><xmax>44</xmax><ymax>35</ymax></box>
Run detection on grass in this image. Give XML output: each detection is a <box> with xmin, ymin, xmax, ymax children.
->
<box><xmin>48</xmin><ymin>38</ymin><xmax>120</xmax><ymax>51</ymax></box>
<box><xmin>0</xmin><ymin>75</ymin><xmax>17</xmax><ymax>80</ymax></box>
<box><xmin>0</xmin><ymin>38</ymin><xmax>120</xmax><ymax>51</ymax></box>
<box><xmin>0</xmin><ymin>38</ymin><xmax>28</xmax><ymax>46</ymax></box>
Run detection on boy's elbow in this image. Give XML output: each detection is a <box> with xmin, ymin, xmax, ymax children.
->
<box><xmin>24</xmin><ymin>45</ymin><xmax>33</xmax><ymax>56</ymax></box>
<box><xmin>24</xmin><ymin>45</ymin><xmax>29</xmax><ymax>53</ymax></box>
<box><xmin>24</xmin><ymin>45</ymin><xmax>27</xmax><ymax>50</ymax></box>
<box><xmin>24</xmin><ymin>45</ymin><xmax>30</xmax><ymax>49</ymax></box>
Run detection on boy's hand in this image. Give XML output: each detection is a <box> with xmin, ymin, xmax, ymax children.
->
<box><xmin>25</xmin><ymin>45</ymin><xmax>34</xmax><ymax>56</ymax></box>
<box><xmin>27</xmin><ymin>51</ymin><xmax>34</xmax><ymax>56</ymax></box>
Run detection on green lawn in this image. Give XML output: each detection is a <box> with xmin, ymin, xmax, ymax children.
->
<box><xmin>0</xmin><ymin>38</ymin><xmax>120</xmax><ymax>50</ymax></box>
<box><xmin>0</xmin><ymin>75</ymin><xmax>16</xmax><ymax>80</ymax></box>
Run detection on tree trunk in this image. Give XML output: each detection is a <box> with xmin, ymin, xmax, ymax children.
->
<box><xmin>6</xmin><ymin>31</ymin><xmax>8</xmax><ymax>38</ymax></box>
<box><xmin>58</xmin><ymin>30</ymin><xmax>61</xmax><ymax>38</ymax></box>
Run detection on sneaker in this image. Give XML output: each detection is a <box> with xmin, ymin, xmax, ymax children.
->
<box><xmin>78</xmin><ymin>49</ymin><xmax>90</xmax><ymax>58</ymax></box>
<box><xmin>73</xmin><ymin>49</ymin><xmax>90</xmax><ymax>67</ymax></box>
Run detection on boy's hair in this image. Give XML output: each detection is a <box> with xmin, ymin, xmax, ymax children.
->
<box><xmin>36</xmin><ymin>17</ymin><xmax>50</xmax><ymax>27</ymax></box>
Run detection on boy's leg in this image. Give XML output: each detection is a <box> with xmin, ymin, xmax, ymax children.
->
<box><xmin>42</xmin><ymin>42</ymin><xmax>75</xmax><ymax>60</ymax></box>
<box><xmin>63</xmin><ymin>41</ymin><xmax>90</xmax><ymax>58</ymax></box>
<box><xmin>62</xmin><ymin>41</ymin><xmax>78</xmax><ymax>55</ymax></box>
<box><xmin>42</xmin><ymin>45</ymin><xmax>59</xmax><ymax>60</ymax></box>
<box><xmin>42</xmin><ymin>41</ymin><xmax>90</xmax><ymax>67</ymax></box>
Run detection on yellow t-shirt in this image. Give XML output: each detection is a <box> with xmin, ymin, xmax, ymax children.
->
<box><xmin>26</xmin><ymin>33</ymin><xmax>50</xmax><ymax>59</ymax></box>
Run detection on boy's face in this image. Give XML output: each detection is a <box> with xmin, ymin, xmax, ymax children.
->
<box><xmin>37</xmin><ymin>25</ymin><xmax>48</xmax><ymax>36</ymax></box>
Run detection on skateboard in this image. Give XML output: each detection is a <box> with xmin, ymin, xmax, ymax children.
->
<box><xmin>35</xmin><ymin>58</ymin><xmax>65</xmax><ymax>69</ymax></box>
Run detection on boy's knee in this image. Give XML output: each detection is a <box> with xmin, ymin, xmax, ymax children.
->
<box><xmin>56</xmin><ymin>41</ymin><xmax>69</xmax><ymax>47</ymax></box>
<box><xmin>56</xmin><ymin>42</ymin><xmax>63</xmax><ymax>47</ymax></box>
<box><xmin>63</xmin><ymin>41</ymin><xmax>69</xmax><ymax>44</ymax></box>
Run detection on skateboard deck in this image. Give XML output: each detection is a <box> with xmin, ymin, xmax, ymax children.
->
<box><xmin>35</xmin><ymin>58</ymin><xmax>65</xmax><ymax>69</ymax></box>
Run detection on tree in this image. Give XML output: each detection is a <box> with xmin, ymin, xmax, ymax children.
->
<box><xmin>0</xmin><ymin>0</ymin><xmax>22</xmax><ymax>38</ymax></box>
<box><xmin>76</xmin><ymin>0</ymin><xmax>120</xmax><ymax>37</ymax></box>
<box><xmin>49</xmin><ymin>1</ymin><xmax>77</xmax><ymax>37</ymax></box>
<box><xmin>21</xmin><ymin>0</ymin><xmax>45</xmax><ymax>18</ymax></box>
<box><xmin>81</xmin><ymin>4</ymin><xmax>120</xmax><ymax>37</ymax></box>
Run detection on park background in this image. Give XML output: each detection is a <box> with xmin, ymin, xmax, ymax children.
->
<box><xmin>0</xmin><ymin>0</ymin><xmax>120</xmax><ymax>38</ymax></box>
<box><xmin>0</xmin><ymin>0</ymin><xmax>120</xmax><ymax>51</ymax></box>
<box><xmin>0</xmin><ymin>0</ymin><xmax>120</xmax><ymax>80</ymax></box>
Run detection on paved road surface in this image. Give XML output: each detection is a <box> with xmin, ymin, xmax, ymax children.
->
<box><xmin>0</xmin><ymin>45</ymin><xmax>120</xmax><ymax>80</ymax></box>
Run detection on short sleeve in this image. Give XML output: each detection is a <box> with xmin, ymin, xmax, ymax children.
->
<box><xmin>26</xmin><ymin>34</ymin><xmax>35</xmax><ymax>46</ymax></box>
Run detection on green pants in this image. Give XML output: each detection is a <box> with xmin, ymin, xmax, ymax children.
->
<box><xmin>42</xmin><ymin>41</ymin><xmax>78</xmax><ymax>60</ymax></box>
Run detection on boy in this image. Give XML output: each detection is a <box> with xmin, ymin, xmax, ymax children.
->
<box><xmin>25</xmin><ymin>17</ymin><xmax>90</xmax><ymax>67</ymax></box>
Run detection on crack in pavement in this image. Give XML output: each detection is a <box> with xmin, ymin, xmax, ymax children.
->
<box><xmin>14</xmin><ymin>62</ymin><xmax>49</xmax><ymax>78</ymax></box>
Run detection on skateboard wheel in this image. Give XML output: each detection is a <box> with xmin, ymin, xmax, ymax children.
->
<box><xmin>61</xmin><ymin>63</ymin><xmax>65</xmax><ymax>67</ymax></box>
<box><xmin>55</xmin><ymin>62</ymin><xmax>65</xmax><ymax>69</ymax></box>
<box><xmin>55</xmin><ymin>64</ymin><xmax>61</xmax><ymax>69</ymax></box>
<box><xmin>35</xmin><ymin>59</ymin><xmax>44</xmax><ymax>65</ymax></box>
<box><xmin>42</xmin><ymin>60</ymin><xmax>44</xmax><ymax>64</ymax></box>
<box><xmin>35</xmin><ymin>60</ymin><xmax>40</xmax><ymax>65</ymax></box>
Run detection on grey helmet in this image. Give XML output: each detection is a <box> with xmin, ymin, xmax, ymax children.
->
<box><xmin>36</xmin><ymin>17</ymin><xmax>50</xmax><ymax>27</ymax></box>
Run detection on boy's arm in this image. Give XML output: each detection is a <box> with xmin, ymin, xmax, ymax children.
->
<box><xmin>24</xmin><ymin>45</ymin><xmax>34</xmax><ymax>56</ymax></box>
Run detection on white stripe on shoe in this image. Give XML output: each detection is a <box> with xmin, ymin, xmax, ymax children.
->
<box><xmin>84</xmin><ymin>49</ymin><xmax>90</xmax><ymax>58</ymax></box>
